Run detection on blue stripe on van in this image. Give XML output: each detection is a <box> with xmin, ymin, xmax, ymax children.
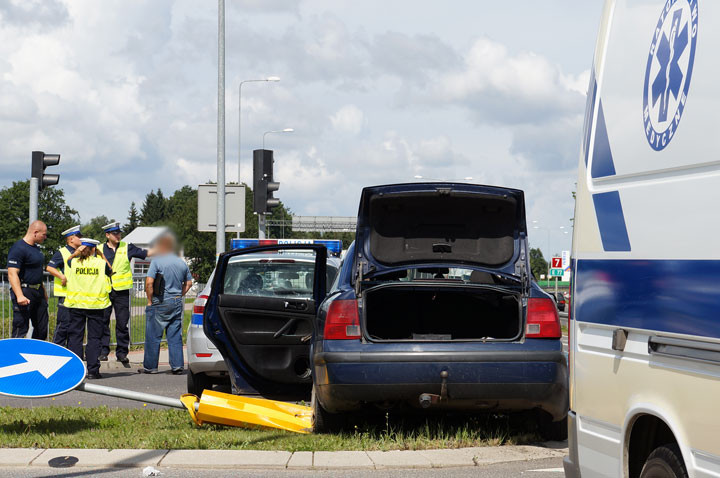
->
<box><xmin>575</xmin><ymin>259</ymin><xmax>720</xmax><ymax>339</ymax></box>
<box><xmin>590</xmin><ymin>101</ymin><xmax>616</xmax><ymax>178</ymax></box>
<box><xmin>592</xmin><ymin>192</ymin><xmax>631</xmax><ymax>251</ymax></box>
<box><xmin>191</xmin><ymin>313</ymin><xmax>203</xmax><ymax>325</ymax></box>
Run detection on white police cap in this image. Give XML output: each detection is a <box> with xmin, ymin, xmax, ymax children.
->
<box><xmin>81</xmin><ymin>238</ymin><xmax>100</xmax><ymax>247</ymax></box>
<box><xmin>62</xmin><ymin>225</ymin><xmax>82</xmax><ymax>237</ymax></box>
<box><xmin>102</xmin><ymin>222</ymin><xmax>122</xmax><ymax>233</ymax></box>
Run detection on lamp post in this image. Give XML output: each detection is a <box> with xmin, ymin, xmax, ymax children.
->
<box><xmin>263</xmin><ymin>128</ymin><xmax>294</xmax><ymax>149</ymax></box>
<box><xmin>238</xmin><ymin>76</ymin><xmax>280</xmax><ymax>183</ymax></box>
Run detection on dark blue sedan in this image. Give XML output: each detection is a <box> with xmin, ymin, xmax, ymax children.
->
<box><xmin>204</xmin><ymin>183</ymin><xmax>568</xmax><ymax>438</ymax></box>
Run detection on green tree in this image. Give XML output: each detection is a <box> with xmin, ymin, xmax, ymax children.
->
<box><xmin>124</xmin><ymin>202</ymin><xmax>140</xmax><ymax>234</ymax></box>
<box><xmin>529</xmin><ymin>247</ymin><xmax>548</xmax><ymax>281</ymax></box>
<box><xmin>140</xmin><ymin>189</ymin><xmax>168</xmax><ymax>226</ymax></box>
<box><xmin>0</xmin><ymin>180</ymin><xmax>79</xmax><ymax>265</ymax></box>
<box><xmin>165</xmin><ymin>186</ymin><xmax>234</xmax><ymax>282</ymax></box>
<box><xmin>81</xmin><ymin>215</ymin><xmax>114</xmax><ymax>242</ymax></box>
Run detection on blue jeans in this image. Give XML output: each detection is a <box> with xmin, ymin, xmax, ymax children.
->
<box><xmin>143</xmin><ymin>296</ymin><xmax>184</xmax><ymax>371</ymax></box>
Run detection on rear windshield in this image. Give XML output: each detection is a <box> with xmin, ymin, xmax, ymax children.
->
<box><xmin>368</xmin><ymin>192</ymin><xmax>519</xmax><ymax>267</ymax></box>
<box><xmin>223</xmin><ymin>259</ymin><xmax>338</xmax><ymax>299</ymax></box>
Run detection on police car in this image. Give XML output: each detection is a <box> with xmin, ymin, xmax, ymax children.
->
<box><xmin>186</xmin><ymin>239</ymin><xmax>342</xmax><ymax>395</ymax></box>
<box><xmin>564</xmin><ymin>1</ymin><xmax>718</xmax><ymax>477</ymax></box>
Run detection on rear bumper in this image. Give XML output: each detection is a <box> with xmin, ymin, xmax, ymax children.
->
<box><xmin>187</xmin><ymin>324</ymin><xmax>227</xmax><ymax>375</ymax></box>
<box><xmin>313</xmin><ymin>342</ymin><xmax>568</xmax><ymax>420</ymax></box>
<box><xmin>563</xmin><ymin>411</ymin><xmax>581</xmax><ymax>477</ymax></box>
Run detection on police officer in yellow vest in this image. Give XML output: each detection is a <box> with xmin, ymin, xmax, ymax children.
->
<box><xmin>65</xmin><ymin>238</ymin><xmax>112</xmax><ymax>380</ymax></box>
<box><xmin>99</xmin><ymin>222</ymin><xmax>154</xmax><ymax>363</ymax></box>
<box><xmin>46</xmin><ymin>225</ymin><xmax>83</xmax><ymax>348</ymax></box>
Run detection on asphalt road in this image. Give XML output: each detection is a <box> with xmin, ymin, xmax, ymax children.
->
<box><xmin>0</xmin><ymin>457</ymin><xmax>565</xmax><ymax>477</ymax></box>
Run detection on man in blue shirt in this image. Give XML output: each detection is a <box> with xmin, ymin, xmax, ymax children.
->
<box><xmin>140</xmin><ymin>233</ymin><xmax>192</xmax><ymax>374</ymax></box>
<box><xmin>6</xmin><ymin>220</ymin><xmax>49</xmax><ymax>339</ymax></box>
<box><xmin>46</xmin><ymin>225</ymin><xmax>83</xmax><ymax>347</ymax></box>
<box><xmin>99</xmin><ymin>221</ymin><xmax>155</xmax><ymax>363</ymax></box>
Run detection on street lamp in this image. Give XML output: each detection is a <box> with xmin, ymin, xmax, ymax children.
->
<box><xmin>263</xmin><ymin>128</ymin><xmax>294</xmax><ymax>149</ymax></box>
<box><xmin>238</xmin><ymin>76</ymin><xmax>280</xmax><ymax>183</ymax></box>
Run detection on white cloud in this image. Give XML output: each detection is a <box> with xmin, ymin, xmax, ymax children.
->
<box><xmin>330</xmin><ymin>104</ymin><xmax>365</xmax><ymax>135</ymax></box>
<box><xmin>0</xmin><ymin>0</ymin><xmax>592</xmax><ymax>254</ymax></box>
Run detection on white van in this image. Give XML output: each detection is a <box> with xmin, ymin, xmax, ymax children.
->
<box><xmin>564</xmin><ymin>1</ymin><xmax>720</xmax><ymax>477</ymax></box>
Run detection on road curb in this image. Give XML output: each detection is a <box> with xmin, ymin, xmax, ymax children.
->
<box><xmin>0</xmin><ymin>444</ymin><xmax>568</xmax><ymax>470</ymax></box>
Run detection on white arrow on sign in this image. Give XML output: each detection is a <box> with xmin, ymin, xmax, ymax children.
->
<box><xmin>0</xmin><ymin>353</ymin><xmax>72</xmax><ymax>380</ymax></box>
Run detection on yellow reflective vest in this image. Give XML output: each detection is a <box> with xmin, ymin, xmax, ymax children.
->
<box><xmin>52</xmin><ymin>247</ymin><xmax>73</xmax><ymax>298</ymax></box>
<box><xmin>103</xmin><ymin>242</ymin><xmax>133</xmax><ymax>291</ymax></box>
<box><xmin>64</xmin><ymin>255</ymin><xmax>111</xmax><ymax>310</ymax></box>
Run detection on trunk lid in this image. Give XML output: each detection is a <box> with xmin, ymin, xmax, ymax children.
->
<box><xmin>355</xmin><ymin>183</ymin><xmax>528</xmax><ymax>279</ymax></box>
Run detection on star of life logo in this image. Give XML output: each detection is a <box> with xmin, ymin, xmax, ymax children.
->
<box><xmin>643</xmin><ymin>0</ymin><xmax>698</xmax><ymax>151</ymax></box>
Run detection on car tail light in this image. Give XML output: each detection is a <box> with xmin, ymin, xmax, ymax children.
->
<box><xmin>324</xmin><ymin>299</ymin><xmax>361</xmax><ymax>340</ymax></box>
<box><xmin>195</xmin><ymin>353</ymin><xmax>213</xmax><ymax>358</ymax></box>
<box><xmin>193</xmin><ymin>294</ymin><xmax>209</xmax><ymax>315</ymax></box>
<box><xmin>526</xmin><ymin>297</ymin><xmax>561</xmax><ymax>339</ymax></box>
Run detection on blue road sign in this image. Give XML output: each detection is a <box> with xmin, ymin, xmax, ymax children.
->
<box><xmin>0</xmin><ymin>339</ymin><xmax>86</xmax><ymax>398</ymax></box>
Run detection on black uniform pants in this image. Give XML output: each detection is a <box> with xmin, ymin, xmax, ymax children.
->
<box><xmin>53</xmin><ymin>297</ymin><xmax>70</xmax><ymax>347</ymax></box>
<box><xmin>68</xmin><ymin>308</ymin><xmax>106</xmax><ymax>374</ymax></box>
<box><xmin>101</xmin><ymin>289</ymin><xmax>130</xmax><ymax>357</ymax></box>
<box><xmin>11</xmin><ymin>286</ymin><xmax>49</xmax><ymax>339</ymax></box>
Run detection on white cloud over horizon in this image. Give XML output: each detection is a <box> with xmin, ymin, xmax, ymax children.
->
<box><xmin>0</xmin><ymin>0</ymin><xmax>603</xmax><ymax>256</ymax></box>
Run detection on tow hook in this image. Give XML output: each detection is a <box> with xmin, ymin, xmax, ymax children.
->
<box><xmin>418</xmin><ymin>370</ymin><xmax>449</xmax><ymax>409</ymax></box>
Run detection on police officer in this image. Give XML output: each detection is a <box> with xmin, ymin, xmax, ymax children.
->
<box><xmin>99</xmin><ymin>221</ymin><xmax>155</xmax><ymax>363</ymax></box>
<box><xmin>46</xmin><ymin>225</ymin><xmax>83</xmax><ymax>347</ymax></box>
<box><xmin>6</xmin><ymin>220</ymin><xmax>49</xmax><ymax>339</ymax></box>
<box><xmin>65</xmin><ymin>238</ymin><xmax>112</xmax><ymax>380</ymax></box>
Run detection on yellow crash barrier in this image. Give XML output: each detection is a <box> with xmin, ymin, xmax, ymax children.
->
<box><xmin>181</xmin><ymin>390</ymin><xmax>313</xmax><ymax>434</ymax></box>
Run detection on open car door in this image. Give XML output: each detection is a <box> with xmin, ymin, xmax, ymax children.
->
<box><xmin>204</xmin><ymin>244</ymin><xmax>328</xmax><ymax>398</ymax></box>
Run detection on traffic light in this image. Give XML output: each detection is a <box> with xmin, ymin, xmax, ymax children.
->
<box><xmin>253</xmin><ymin>149</ymin><xmax>280</xmax><ymax>214</ymax></box>
<box><xmin>31</xmin><ymin>151</ymin><xmax>60</xmax><ymax>190</ymax></box>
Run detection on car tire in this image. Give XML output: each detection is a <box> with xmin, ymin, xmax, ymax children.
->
<box><xmin>311</xmin><ymin>385</ymin><xmax>345</xmax><ymax>433</ymax></box>
<box><xmin>639</xmin><ymin>444</ymin><xmax>688</xmax><ymax>478</ymax></box>
<box><xmin>537</xmin><ymin>413</ymin><xmax>568</xmax><ymax>441</ymax></box>
<box><xmin>187</xmin><ymin>371</ymin><xmax>213</xmax><ymax>396</ymax></box>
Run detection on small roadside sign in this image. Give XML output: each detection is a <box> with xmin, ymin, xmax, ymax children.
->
<box><xmin>550</xmin><ymin>257</ymin><xmax>564</xmax><ymax>278</ymax></box>
<box><xmin>0</xmin><ymin>339</ymin><xmax>86</xmax><ymax>398</ymax></box>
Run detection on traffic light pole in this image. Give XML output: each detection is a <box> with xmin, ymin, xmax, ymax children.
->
<box><xmin>258</xmin><ymin>214</ymin><xmax>266</xmax><ymax>239</ymax></box>
<box><xmin>28</xmin><ymin>177</ymin><xmax>39</xmax><ymax>224</ymax></box>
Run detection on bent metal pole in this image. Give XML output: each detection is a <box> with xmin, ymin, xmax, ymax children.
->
<box><xmin>77</xmin><ymin>382</ymin><xmax>186</xmax><ymax>410</ymax></box>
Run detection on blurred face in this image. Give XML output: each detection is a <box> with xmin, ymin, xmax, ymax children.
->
<box><xmin>79</xmin><ymin>245</ymin><xmax>95</xmax><ymax>260</ymax></box>
<box><xmin>106</xmin><ymin>230</ymin><xmax>122</xmax><ymax>244</ymax></box>
<box><xmin>67</xmin><ymin>233</ymin><xmax>82</xmax><ymax>249</ymax></box>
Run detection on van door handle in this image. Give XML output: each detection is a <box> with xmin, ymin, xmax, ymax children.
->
<box><xmin>273</xmin><ymin>318</ymin><xmax>299</xmax><ymax>339</ymax></box>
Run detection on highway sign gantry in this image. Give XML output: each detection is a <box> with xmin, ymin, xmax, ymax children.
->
<box><xmin>0</xmin><ymin>339</ymin><xmax>86</xmax><ymax>398</ymax></box>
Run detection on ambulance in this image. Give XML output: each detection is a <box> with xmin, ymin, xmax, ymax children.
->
<box><xmin>564</xmin><ymin>0</ymin><xmax>720</xmax><ymax>477</ymax></box>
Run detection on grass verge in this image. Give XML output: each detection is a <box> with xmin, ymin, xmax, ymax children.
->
<box><xmin>0</xmin><ymin>406</ymin><xmax>541</xmax><ymax>451</ymax></box>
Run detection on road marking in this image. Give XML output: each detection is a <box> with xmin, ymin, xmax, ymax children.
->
<box><xmin>527</xmin><ymin>468</ymin><xmax>564</xmax><ymax>472</ymax></box>
<box><xmin>0</xmin><ymin>353</ymin><xmax>72</xmax><ymax>379</ymax></box>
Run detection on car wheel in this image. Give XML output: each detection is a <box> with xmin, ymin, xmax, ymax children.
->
<box><xmin>639</xmin><ymin>444</ymin><xmax>688</xmax><ymax>478</ymax></box>
<box><xmin>537</xmin><ymin>412</ymin><xmax>568</xmax><ymax>441</ymax></box>
<box><xmin>311</xmin><ymin>385</ymin><xmax>345</xmax><ymax>433</ymax></box>
<box><xmin>187</xmin><ymin>371</ymin><xmax>213</xmax><ymax>396</ymax></box>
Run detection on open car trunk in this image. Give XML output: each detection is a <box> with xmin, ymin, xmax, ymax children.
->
<box><xmin>363</xmin><ymin>284</ymin><xmax>523</xmax><ymax>342</ymax></box>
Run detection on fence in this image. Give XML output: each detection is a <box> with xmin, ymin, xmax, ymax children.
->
<box><xmin>0</xmin><ymin>269</ymin><xmax>203</xmax><ymax>346</ymax></box>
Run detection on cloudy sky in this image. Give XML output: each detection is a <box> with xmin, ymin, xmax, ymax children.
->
<box><xmin>0</xmin><ymin>0</ymin><xmax>604</xmax><ymax>255</ymax></box>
